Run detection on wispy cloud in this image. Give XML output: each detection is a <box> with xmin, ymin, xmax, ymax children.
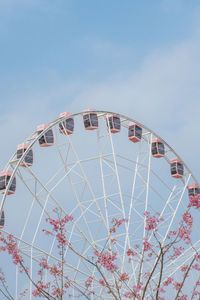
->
<box><xmin>70</xmin><ymin>29</ymin><xmax>200</xmax><ymax>177</ymax></box>
<box><xmin>1</xmin><ymin>29</ymin><xmax>200</xmax><ymax>177</ymax></box>
<box><xmin>1</xmin><ymin>5</ymin><xmax>200</xmax><ymax>179</ymax></box>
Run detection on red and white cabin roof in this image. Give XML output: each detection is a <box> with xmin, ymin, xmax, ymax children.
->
<box><xmin>187</xmin><ymin>184</ymin><xmax>199</xmax><ymax>189</ymax></box>
<box><xmin>129</xmin><ymin>122</ymin><xmax>142</xmax><ymax>128</ymax></box>
<box><xmin>37</xmin><ymin>124</ymin><xmax>49</xmax><ymax>131</ymax></box>
<box><xmin>59</xmin><ymin>112</ymin><xmax>72</xmax><ymax>118</ymax></box>
<box><xmin>170</xmin><ymin>158</ymin><xmax>182</xmax><ymax>164</ymax></box>
<box><xmin>152</xmin><ymin>138</ymin><xmax>163</xmax><ymax>143</ymax></box>
<box><xmin>0</xmin><ymin>170</ymin><xmax>13</xmax><ymax>177</ymax></box>
<box><xmin>17</xmin><ymin>143</ymin><xmax>30</xmax><ymax>150</ymax></box>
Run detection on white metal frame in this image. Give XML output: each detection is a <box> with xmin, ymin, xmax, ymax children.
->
<box><xmin>0</xmin><ymin>110</ymin><xmax>199</xmax><ymax>299</ymax></box>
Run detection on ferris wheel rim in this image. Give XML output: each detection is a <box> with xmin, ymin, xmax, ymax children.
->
<box><xmin>0</xmin><ymin>110</ymin><xmax>198</xmax><ymax>214</ymax></box>
<box><xmin>0</xmin><ymin>110</ymin><xmax>200</xmax><ymax>299</ymax></box>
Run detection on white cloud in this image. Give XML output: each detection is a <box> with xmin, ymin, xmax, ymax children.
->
<box><xmin>1</xmin><ymin>30</ymin><xmax>200</xmax><ymax>179</ymax></box>
<box><xmin>70</xmin><ymin>31</ymin><xmax>200</xmax><ymax>178</ymax></box>
<box><xmin>1</xmin><ymin>9</ymin><xmax>200</xmax><ymax>181</ymax></box>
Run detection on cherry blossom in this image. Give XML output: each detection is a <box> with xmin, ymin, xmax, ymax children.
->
<box><xmin>188</xmin><ymin>194</ymin><xmax>200</xmax><ymax>209</ymax></box>
<box><xmin>143</xmin><ymin>238</ymin><xmax>152</xmax><ymax>252</ymax></box>
<box><xmin>85</xmin><ymin>276</ymin><xmax>93</xmax><ymax>288</ymax></box>
<box><xmin>163</xmin><ymin>277</ymin><xmax>173</xmax><ymax>286</ymax></box>
<box><xmin>119</xmin><ymin>272</ymin><xmax>129</xmax><ymax>282</ymax></box>
<box><xmin>94</xmin><ymin>249</ymin><xmax>118</xmax><ymax>272</ymax></box>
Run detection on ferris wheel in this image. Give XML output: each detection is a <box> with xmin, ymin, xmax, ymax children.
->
<box><xmin>0</xmin><ymin>110</ymin><xmax>200</xmax><ymax>299</ymax></box>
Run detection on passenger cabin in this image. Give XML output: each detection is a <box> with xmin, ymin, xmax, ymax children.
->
<box><xmin>17</xmin><ymin>143</ymin><xmax>33</xmax><ymax>167</ymax></box>
<box><xmin>83</xmin><ymin>110</ymin><xmax>98</xmax><ymax>130</ymax></box>
<box><xmin>128</xmin><ymin>122</ymin><xmax>142</xmax><ymax>142</ymax></box>
<box><xmin>151</xmin><ymin>138</ymin><xmax>165</xmax><ymax>158</ymax></box>
<box><xmin>0</xmin><ymin>210</ymin><xmax>5</xmax><ymax>229</ymax></box>
<box><xmin>107</xmin><ymin>114</ymin><xmax>121</xmax><ymax>133</ymax></box>
<box><xmin>170</xmin><ymin>159</ymin><xmax>184</xmax><ymax>178</ymax></box>
<box><xmin>187</xmin><ymin>184</ymin><xmax>200</xmax><ymax>197</ymax></box>
<box><xmin>37</xmin><ymin>124</ymin><xmax>54</xmax><ymax>147</ymax></box>
<box><xmin>0</xmin><ymin>171</ymin><xmax>16</xmax><ymax>194</ymax></box>
<box><xmin>59</xmin><ymin>112</ymin><xmax>74</xmax><ymax>135</ymax></box>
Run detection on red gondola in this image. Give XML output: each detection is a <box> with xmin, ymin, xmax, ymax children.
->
<box><xmin>83</xmin><ymin>109</ymin><xmax>98</xmax><ymax>130</ymax></box>
<box><xmin>17</xmin><ymin>143</ymin><xmax>33</xmax><ymax>167</ymax></box>
<box><xmin>37</xmin><ymin>124</ymin><xmax>54</xmax><ymax>147</ymax></box>
<box><xmin>128</xmin><ymin>122</ymin><xmax>142</xmax><ymax>143</ymax></box>
<box><xmin>0</xmin><ymin>171</ymin><xmax>16</xmax><ymax>194</ymax></box>
<box><xmin>0</xmin><ymin>210</ymin><xmax>5</xmax><ymax>229</ymax></box>
<box><xmin>151</xmin><ymin>138</ymin><xmax>165</xmax><ymax>158</ymax></box>
<box><xmin>187</xmin><ymin>184</ymin><xmax>200</xmax><ymax>197</ymax></box>
<box><xmin>170</xmin><ymin>159</ymin><xmax>184</xmax><ymax>178</ymax></box>
<box><xmin>59</xmin><ymin>112</ymin><xmax>74</xmax><ymax>135</ymax></box>
<box><xmin>107</xmin><ymin>114</ymin><xmax>121</xmax><ymax>133</ymax></box>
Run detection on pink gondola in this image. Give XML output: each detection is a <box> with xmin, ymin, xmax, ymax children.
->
<box><xmin>107</xmin><ymin>114</ymin><xmax>121</xmax><ymax>133</ymax></box>
<box><xmin>37</xmin><ymin>124</ymin><xmax>54</xmax><ymax>147</ymax></box>
<box><xmin>187</xmin><ymin>184</ymin><xmax>200</xmax><ymax>197</ymax></box>
<box><xmin>0</xmin><ymin>171</ymin><xmax>16</xmax><ymax>195</ymax></box>
<box><xmin>17</xmin><ymin>143</ymin><xmax>33</xmax><ymax>167</ymax></box>
<box><xmin>170</xmin><ymin>159</ymin><xmax>184</xmax><ymax>178</ymax></box>
<box><xmin>128</xmin><ymin>122</ymin><xmax>142</xmax><ymax>143</ymax></box>
<box><xmin>0</xmin><ymin>210</ymin><xmax>5</xmax><ymax>229</ymax></box>
<box><xmin>151</xmin><ymin>138</ymin><xmax>165</xmax><ymax>158</ymax></box>
<box><xmin>59</xmin><ymin>112</ymin><xmax>74</xmax><ymax>135</ymax></box>
<box><xmin>83</xmin><ymin>109</ymin><xmax>98</xmax><ymax>130</ymax></box>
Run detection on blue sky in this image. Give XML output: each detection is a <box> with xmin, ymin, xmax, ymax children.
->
<box><xmin>0</xmin><ymin>0</ymin><xmax>200</xmax><ymax>177</ymax></box>
<box><xmin>1</xmin><ymin>1</ymin><xmax>200</xmax><ymax>297</ymax></box>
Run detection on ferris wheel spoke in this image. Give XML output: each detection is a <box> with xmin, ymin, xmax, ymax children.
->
<box><xmin>160</xmin><ymin>174</ymin><xmax>191</xmax><ymax>246</ymax></box>
<box><xmin>97</xmin><ymin>127</ymin><xmax>114</xmax><ymax>242</ymax></box>
<box><xmin>137</xmin><ymin>133</ymin><xmax>152</xmax><ymax>282</ymax></box>
<box><xmin>14</xmin><ymin>167</ymin><xmax>51</xmax><ymax>217</ymax></box>
<box><xmin>17</xmin><ymin>163</ymin><xmax>100</xmax><ymax>255</ymax></box>
<box><xmin>20</xmin><ymin>165</ymin><xmax>78</xmax><ymax>216</ymax></box>
<box><xmin>122</xmin><ymin>142</ymin><xmax>142</xmax><ymax>284</ymax></box>
<box><xmin>153</xmin><ymin>240</ymin><xmax>200</xmax><ymax>282</ymax></box>
<box><xmin>64</xmin><ymin>134</ymin><xmax>109</xmax><ymax>232</ymax></box>
<box><xmin>2</xmin><ymin>111</ymin><xmax>200</xmax><ymax>298</ymax></box>
<box><xmin>106</xmin><ymin>120</ymin><xmax>137</xmax><ymax>280</ymax></box>
<box><xmin>1</xmin><ymin>229</ymin><xmax>94</xmax><ymax>279</ymax></box>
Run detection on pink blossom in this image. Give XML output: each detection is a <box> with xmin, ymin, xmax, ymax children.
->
<box><xmin>126</xmin><ymin>248</ymin><xmax>137</xmax><ymax>257</ymax></box>
<box><xmin>144</xmin><ymin>211</ymin><xmax>162</xmax><ymax>232</ymax></box>
<box><xmin>193</xmin><ymin>291</ymin><xmax>200</xmax><ymax>296</ymax></box>
<box><xmin>153</xmin><ymin>287</ymin><xmax>166</xmax><ymax>293</ymax></box>
<box><xmin>85</xmin><ymin>276</ymin><xmax>93</xmax><ymax>288</ymax></box>
<box><xmin>119</xmin><ymin>272</ymin><xmax>129</xmax><ymax>282</ymax></box>
<box><xmin>133</xmin><ymin>282</ymin><xmax>143</xmax><ymax>292</ymax></box>
<box><xmin>99</xmin><ymin>279</ymin><xmax>105</xmax><ymax>286</ymax></box>
<box><xmin>195</xmin><ymin>254</ymin><xmax>200</xmax><ymax>261</ymax></box>
<box><xmin>173</xmin><ymin>281</ymin><xmax>181</xmax><ymax>291</ymax></box>
<box><xmin>0</xmin><ymin>234</ymin><xmax>25</xmax><ymax>272</ymax></box>
<box><xmin>110</xmin><ymin>218</ymin><xmax>128</xmax><ymax>233</ymax></box>
<box><xmin>192</xmin><ymin>263</ymin><xmax>200</xmax><ymax>271</ymax></box>
<box><xmin>39</xmin><ymin>258</ymin><xmax>49</xmax><ymax>270</ymax></box>
<box><xmin>163</xmin><ymin>277</ymin><xmax>173</xmax><ymax>286</ymax></box>
<box><xmin>52</xmin><ymin>285</ymin><xmax>64</xmax><ymax>297</ymax></box>
<box><xmin>189</xmin><ymin>195</ymin><xmax>200</xmax><ymax>209</ymax></box>
<box><xmin>178</xmin><ymin>226</ymin><xmax>191</xmax><ymax>244</ymax></box>
<box><xmin>32</xmin><ymin>281</ymin><xmax>50</xmax><ymax>297</ymax></box>
<box><xmin>173</xmin><ymin>247</ymin><xmax>184</xmax><ymax>258</ymax></box>
<box><xmin>177</xmin><ymin>295</ymin><xmax>187</xmax><ymax>300</ymax></box>
<box><xmin>49</xmin><ymin>264</ymin><xmax>61</xmax><ymax>277</ymax></box>
<box><xmin>143</xmin><ymin>239</ymin><xmax>151</xmax><ymax>252</ymax></box>
<box><xmin>182</xmin><ymin>212</ymin><xmax>193</xmax><ymax>228</ymax></box>
<box><xmin>94</xmin><ymin>249</ymin><xmax>118</xmax><ymax>273</ymax></box>
<box><xmin>124</xmin><ymin>291</ymin><xmax>135</xmax><ymax>298</ymax></box>
<box><xmin>64</xmin><ymin>281</ymin><xmax>70</xmax><ymax>288</ymax></box>
<box><xmin>181</xmin><ymin>265</ymin><xmax>188</xmax><ymax>272</ymax></box>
